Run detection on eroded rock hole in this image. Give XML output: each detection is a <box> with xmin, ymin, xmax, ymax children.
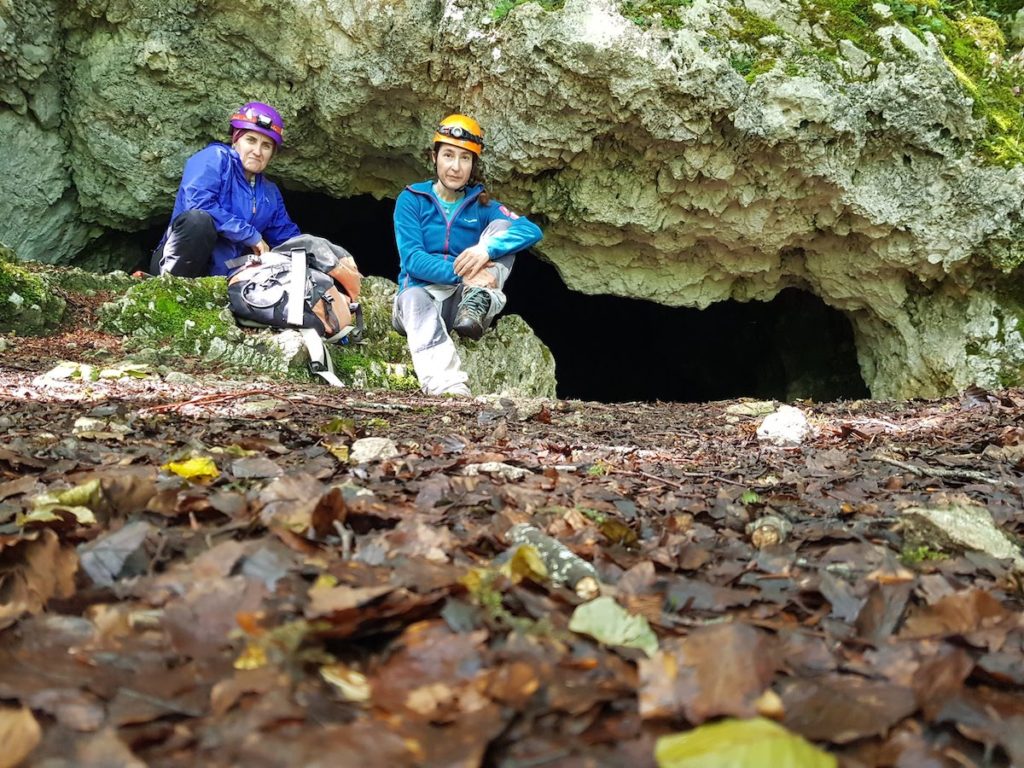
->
<box><xmin>269</xmin><ymin>190</ymin><xmax>868</xmax><ymax>403</ymax></box>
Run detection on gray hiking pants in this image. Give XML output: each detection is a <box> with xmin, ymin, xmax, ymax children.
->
<box><xmin>392</xmin><ymin>221</ymin><xmax>514</xmax><ymax>396</ymax></box>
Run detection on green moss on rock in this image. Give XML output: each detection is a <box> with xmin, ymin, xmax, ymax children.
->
<box><xmin>729</xmin><ymin>6</ymin><xmax>787</xmax><ymax>45</ymax></box>
<box><xmin>329</xmin><ymin>348</ymin><xmax>420</xmax><ymax>390</ymax></box>
<box><xmin>798</xmin><ymin>0</ymin><xmax>1024</xmax><ymax>165</ymax></box>
<box><xmin>0</xmin><ymin>242</ymin><xmax>66</xmax><ymax>335</ymax></box>
<box><xmin>619</xmin><ymin>0</ymin><xmax>692</xmax><ymax>29</ymax></box>
<box><xmin>492</xmin><ymin>0</ymin><xmax>564</xmax><ymax>22</ymax></box>
<box><xmin>98</xmin><ymin>275</ymin><xmax>237</xmax><ymax>349</ymax></box>
<box><xmin>50</xmin><ymin>267</ymin><xmax>139</xmax><ymax>295</ymax></box>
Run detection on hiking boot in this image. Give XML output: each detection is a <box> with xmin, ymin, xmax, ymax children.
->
<box><xmin>441</xmin><ymin>382</ymin><xmax>472</xmax><ymax>397</ymax></box>
<box><xmin>453</xmin><ymin>287</ymin><xmax>492</xmax><ymax>341</ymax></box>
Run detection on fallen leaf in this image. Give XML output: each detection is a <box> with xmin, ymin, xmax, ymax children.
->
<box><xmin>569</xmin><ymin>595</ymin><xmax>659</xmax><ymax>657</ymax></box>
<box><xmin>655</xmin><ymin>717</ymin><xmax>836</xmax><ymax>768</ymax></box>
<box><xmin>639</xmin><ymin>622</ymin><xmax>778</xmax><ymax>722</ymax></box>
<box><xmin>0</xmin><ymin>706</ymin><xmax>42</xmax><ymax>768</ymax></box>
<box><xmin>162</xmin><ymin>456</ymin><xmax>220</xmax><ymax>482</ymax></box>
<box><xmin>321</xmin><ymin>664</ymin><xmax>371</xmax><ymax>702</ymax></box>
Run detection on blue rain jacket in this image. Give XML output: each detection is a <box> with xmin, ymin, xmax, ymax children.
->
<box><xmin>393</xmin><ymin>181</ymin><xmax>542</xmax><ymax>292</ymax></box>
<box><xmin>157</xmin><ymin>142</ymin><xmax>300</xmax><ymax>276</ymax></box>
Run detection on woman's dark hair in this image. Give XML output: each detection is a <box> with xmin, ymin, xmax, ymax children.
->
<box><xmin>430</xmin><ymin>143</ymin><xmax>490</xmax><ymax>206</ymax></box>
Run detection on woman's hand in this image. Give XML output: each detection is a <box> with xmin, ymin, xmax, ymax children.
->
<box><xmin>454</xmin><ymin>244</ymin><xmax>490</xmax><ymax>279</ymax></box>
<box><xmin>252</xmin><ymin>238</ymin><xmax>271</xmax><ymax>255</ymax></box>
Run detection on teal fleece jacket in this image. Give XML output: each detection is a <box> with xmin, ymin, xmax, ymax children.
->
<box><xmin>393</xmin><ymin>181</ymin><xmax>542</xmax><ymax>292</ymax></box>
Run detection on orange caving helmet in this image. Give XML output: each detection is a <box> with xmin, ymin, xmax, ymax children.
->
<box><xmin>433</xmin><ymin>114</ymin><xmax>484</xmax><ymax>157</ymax></box>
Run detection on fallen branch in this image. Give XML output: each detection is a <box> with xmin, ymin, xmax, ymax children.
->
<box><xmin>141</xmin><ymin>388</ymin><xmax>284</xmax><ymax>414</ymax></box>
<box><xmin>871</xmin><ymin>453</ymin><xmax>1018</xmax><ymax>489</ymax></box>
<box><xmin>614</xmin><ymin>467</ymin><xmax>751</xmax><ymax>489</ymax></box>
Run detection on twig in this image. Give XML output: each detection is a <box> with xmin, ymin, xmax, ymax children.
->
<box><xmin>333</xmin><ymin>519</ymin><xmax>354</xmax><ymax>560</ymax></box>
<box><xmin>613</xmin><ymin>468</ymin><xmax>751</xmax><ymax>490</ymax></box>
<box><xmin>141</xmin><ymin>388</ymin><xmax>285</xmax><ymax>413</ymax></box>
<box><xmin>119</xmin><ymin>687</ymin><xmax>205</xmax><ymax>717</ymax></box>
<box><xmin>872</xmin><ymin>454</ymin><xmax>1018</xmax><ymax>488</ymax></box>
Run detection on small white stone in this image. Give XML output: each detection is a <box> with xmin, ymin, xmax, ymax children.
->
<box><xmin>756</xmin><ymin>404</ymin><xmax>813</xmax><ymax>446</ymax></box>
<box><xmin>462</xmin><ymin>461</ymin><xmax>531</xmax><ymax>481</ymax></box>
<box><xmin>350</xmin><ymin>437</ymin><xmax>399</xmax><ymax>463</ymax></box>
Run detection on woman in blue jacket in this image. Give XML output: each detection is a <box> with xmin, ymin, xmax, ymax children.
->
<box><xmin>392</xmin><ymin>113</ymin><xmax>543</xmax><ymax>396</ymax></box>
<box><xmin>151</xmin><ymin>102</ymin><xmax>300</xmax><ymax>277</ymax></box>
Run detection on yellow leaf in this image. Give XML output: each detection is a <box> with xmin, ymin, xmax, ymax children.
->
<box><xmin>162</xmin><ymin>456</ymin><xmax>219</xmax><ymax>481</ymax></box>
<box><xmin>312</xmin><ymin>573</ymin><xmax>338</xmax><ymax>590</ymax></box>
<box><xmin>233</xmin><ymin>642</ymin><xmax>268</xmax><ymax>670</ymax></box>
<box><xmin>323</xmin><ymin>440</ymin><xmax>350</xmax><ymax>463</ymax></box>
<box><xmin>322</xmin><ymin>417</ymin><xmax>357</xmax><ymax>437</ymax></box>
<box><xmin>459</xmin><ymin>567</ymin><xmax>488</xmax><ymax>594</ymax></box>
<box><xmin>212</xmin><ymin>444</ymin><xmax>258</xmax><ymax>458</ymax></box>
<box><xmin>655</xmin><ymin>717</ymin><xmax>837</xmax><ymax>768</ymax></box>
<box><xmin>28</xmin><ymin>478</ymin><xmax>102</xmax><ymax>515</ymax></box>
<box><xmin>18</xmin><ymin>505</ymin><xmax>96</xmax><ymax>527</ymax></box>
<box><xmin>499</xmin><ymin>544</ymin><xmax>549</xmax><ymax>585</ymax></box>
<box><xmin>0</xmin><ymin>706</ymin><xmax>42</xmax><ymax>768</ymax></box>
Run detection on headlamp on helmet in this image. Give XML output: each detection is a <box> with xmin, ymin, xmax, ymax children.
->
<box><xmin>433</xmin><ymin>114</ymin><xmax>484</xmax><ymax>157</ymax></box>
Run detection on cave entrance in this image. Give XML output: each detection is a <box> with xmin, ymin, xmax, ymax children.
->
<box><xmin>285</xmin><ymin>189</ymin><xmax>870</xmax><ymax>403</ymax></box>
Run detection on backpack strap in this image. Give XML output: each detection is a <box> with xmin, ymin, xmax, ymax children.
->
<box><xmin>300</xmin><ymin>327</ymin><xmax>344</xmax><ymax>387</ymax></box>
<box><xmin>287</xmin><ymin>248</ymin><xmax>306</xmax><ymax>327</ymax></box>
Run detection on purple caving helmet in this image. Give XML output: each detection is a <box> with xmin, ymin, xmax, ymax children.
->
<box><xmin>229</xmin><ymin>102</ymin><xmax>285</xmax><ymax>146</ymax></box>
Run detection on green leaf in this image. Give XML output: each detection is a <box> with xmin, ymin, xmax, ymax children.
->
<box><xmin>655</xmin><ymin>717</ymin><xmax>837</xmax><ymax>768</ymax></box>
<box><xmin>98</xmin><ymin>362</ymin><xmax>152</xmax><ymax>379</ymax></box>
<box><xmin>568</xmin><ymin>596</ymin><xmax>658</xmax><ymax>657</ymax></box>
<box><xmin>21</xmin><ymin>478</ymin><xmax>102</xmax><ymax>527</ymax></box>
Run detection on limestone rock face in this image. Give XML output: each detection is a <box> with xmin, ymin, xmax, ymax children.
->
<box><xmin>0</xmin><ymin>1</ymin><xmax>97</xmax><ymax>262</ymax></box>
<box><xmin>3</xmin><ymin>0</ymin><xmax>1024</xmax><ymax>398</ymax></box>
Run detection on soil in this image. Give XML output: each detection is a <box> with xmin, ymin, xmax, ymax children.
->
<box><xmin>1</xmin><ymin>292</ymin><xmax>1023</xmax><ymax>768</ymax></box>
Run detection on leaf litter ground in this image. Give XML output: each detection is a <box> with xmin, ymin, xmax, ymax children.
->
<box><xmin>1</xmin><ymin>315</ymin><xmax>1024</xmax><ymax>768</ymax></box>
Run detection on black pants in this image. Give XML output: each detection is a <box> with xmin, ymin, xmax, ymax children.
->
<box><xmin>150</xmin><ymin>210</ymin><xmax>218</xmax><ymax>276</ymax></box>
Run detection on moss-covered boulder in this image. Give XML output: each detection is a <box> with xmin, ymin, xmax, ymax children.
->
<box><xmin>0</xmin><ymin>243</ymin><xmax>66</xmax><ymax>335</ymax></box>
<box><xmin>50</xmin><ymin>266</ymin><xmax>138</xmax><ymax>295</ymax></box>
<box><xmin>458</xmin><ymin>314</ymin><xmax>558</xmax><ymax>399</ymax></box>
<box><xmin>307</xmin><ymin>275</ymin><xmax>417</xmax><ymax>390</ymax></box>
<box><xmin>96</xmin><ymin>274</ymin><xmax>308</xmax><ymax>377</ymax></box>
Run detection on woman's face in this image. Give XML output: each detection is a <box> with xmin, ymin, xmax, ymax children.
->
<box><xmin>434</xmin><ymin>143</ymin><xmax>475</xmax><ymax>191</ymax></box>
<box><xmin>233</xmin><ymin>131</ymin><xmax>275</xmax><ymax>178</ymax></box>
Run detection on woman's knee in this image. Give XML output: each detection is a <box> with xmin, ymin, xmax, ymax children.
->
<box><xmin>172</xmin><ymin>210</ymin><xmax>216</xmax><ymax>240</ymax></box>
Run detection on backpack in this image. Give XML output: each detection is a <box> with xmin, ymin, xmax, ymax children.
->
<box><xmin>226</xmin><ymin>235</ymin><xmax>364</xmax><ymax>386</ymax></box>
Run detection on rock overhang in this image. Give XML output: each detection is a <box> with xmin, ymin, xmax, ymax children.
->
<box><xmin>2</xmin><ymin>0</ymin><xmax>1022</xmax><ymax>399</ymax></box>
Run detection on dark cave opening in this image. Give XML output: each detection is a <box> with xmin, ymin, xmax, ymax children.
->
<box><xmin>251</xmin><ymin>189</ymin><xmax>870</xmax><ymax>403</ymax></box>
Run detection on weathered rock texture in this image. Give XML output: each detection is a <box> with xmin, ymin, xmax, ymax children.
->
<box><xmin>3</xmin><ymin>0</ymin><xmax>1024</xmax><ymax>398</ymax></box>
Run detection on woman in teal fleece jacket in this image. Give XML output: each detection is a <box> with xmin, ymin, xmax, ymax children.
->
<box><xmin>392</xmin><ymin>113</ymin><xmax>543</xmax><ymax>396</ymax></box>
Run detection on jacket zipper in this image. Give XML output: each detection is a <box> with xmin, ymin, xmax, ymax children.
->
<box><xmin>417</xmin><ymin>189</ymin><xmax>476</xmax><ymax>257</ymax></box>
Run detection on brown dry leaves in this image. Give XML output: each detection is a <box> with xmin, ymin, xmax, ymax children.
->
<box><xmin>1</xmin><ymin>371</ymin><xmax>1023</xmax><ymax>767</ymax></box>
